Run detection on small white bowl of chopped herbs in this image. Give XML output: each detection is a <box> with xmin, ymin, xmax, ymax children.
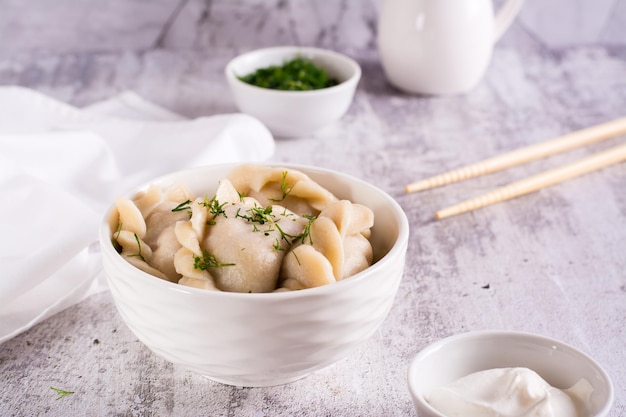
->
<box><xmin>225</xmin><ymin>46</ymin><xmax>361</xmax><ymax>138</ymax></box>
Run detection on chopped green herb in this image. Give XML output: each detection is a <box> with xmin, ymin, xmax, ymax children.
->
<box><xmin>127</xmin><ymin>233</ymin><xmax>146</xmax><ymax>262</ymax></box>
<box><xmin>193</xmin><ymin>250</ymin><xmax>235</xmax><ymax>270</ymax></box>
<box><xmin>172</xmin><ymin>199</ymin><xmax>192</xmax><ymax>213</ymax></box>
<box><xmin>112</xmin><ymin>222</ymin><xmax>123</xmax><ymax>253</ymax></box>
<box><xmin>234</xmin><ymin>204</ymin><xmax>317</xmax><ymax>251</ymax></box>
<box><xmin>292</xmin><ymin>215</ymin><xmax>316</xmax><ymax>245</ymax></box>
<box><xmin>238</xmin><ymin>57</ymin><xmax>339</xmax><ymax>91</ymax></box>
<box><xmin>50</xmin><ymin>386</ymin><xmax>74</xmax><ymax>400</ymax></box>
<box><xmin>269</xmin><ymin>171</ymin><xmax>293</xmax><ymax>203</ymax></box>
<box><xmin>292</xmin><ymin>250</ymin><xmax>301</xmax><ymax>266</ymax></box>
<box><xmin>274</xmin><ymin>222</ymin><xmax>295</xmax><ymax>246</ymax></box>
<box><xmin>201</xmin><ymin>195</ymin><xmax>228</xmax><ymax>220</ymax></box>
<box><xmin>236</xmin><ymin>205</ymin><xmax>275</xmax><ymax>225</ymax></box>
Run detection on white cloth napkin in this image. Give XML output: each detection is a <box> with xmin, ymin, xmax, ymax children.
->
<box><xmin>0</xmin><ymin>87</ymin><xmax>275</xmax><ymax>344</ymax></box>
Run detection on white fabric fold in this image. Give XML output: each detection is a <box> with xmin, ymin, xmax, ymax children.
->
<box><xmin>0</xmin><ymin>87</ymin><xmax>275</xmax><ymax>344</ymax></box>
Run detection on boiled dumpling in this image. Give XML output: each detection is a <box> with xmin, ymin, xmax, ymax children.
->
<box><xmin>314</xmin><ymin>200</ymin><xmax>374</xmax><ymax>278</ymax></box>
<box><xmin>114</xmin><ymin>197</ymin><xmax>152</xmax><ymax>273</ymax></box>
<box><xmin>111</xmin><ymin>214</ymin><xmax>168</xmax><ymax>280</ymax></box>
<box><xmin>227</xmin><ymin>164</ymin><xmax>338</xmax><ymax>216</ymax></box>
<box><xmin>279</xmin><ymin>245</ymin><xmax>336</xmax><ymax>290</ymax></box>
<box><xmin>140</xmin><ymin>187</ymin><xmax>192</xmax><ymax>282</ymax></box>
<box><xmin>115</xmin><ymin>197</ymin><xmax>146</xmax><ymax>237</ymax></box>
<box><xmin>144</xmin><ymin>205</ymin><xmax>188</xmax><ymax>282</ymax></box>
<box><xmin>200</xmin><ymin>180</ymin><xmax>309</xmax><ymax>292</ymax></box>
<box><xmin>279</xmin><ymin>200</ymin><xmax>374</xmax><ymax>290</ymax></box>
<box><xmin>133</xmin><ymin>183</ymin><xmax>193</xmax><ymax>219</ymax></box>
<box><xmin>173</xmin><ymin>196</ymin><xmax>219</xmax><ymax>290</ymax></box>
<box><xmin>112</xmin><ymin>166</ymin><xmax>376</xmax><ymax>293</ymax></box>
<box><xmin>113</xmin><ymin>184</ymin><xmax>194</xmax><ymax>283</ymax></box>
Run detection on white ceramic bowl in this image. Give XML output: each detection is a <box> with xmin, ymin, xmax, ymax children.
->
<box><xmin>408</xmin><ymin>331</ymin><xmax>614</xmax><ymax>417</ymax></box>
<box><xmin>225</xmin><ymin>46</ymin><xmax>361</xmax><ymax>137</ymax></box>
<box><xmin>100</xmin><ymin>163</ymin><xmax>408</xmax><ymax>387</ymax></box>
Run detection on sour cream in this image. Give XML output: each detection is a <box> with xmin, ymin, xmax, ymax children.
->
<box><xmin>427</xmin><ymin>367</ymin><xmax>593</xmax><ymax>417</ymax></box>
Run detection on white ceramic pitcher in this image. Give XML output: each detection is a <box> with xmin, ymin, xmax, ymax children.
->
<box><xmin>378</xmin><ymin>0</ymin><xmax>524</xmax><ymax>95</ymax></box>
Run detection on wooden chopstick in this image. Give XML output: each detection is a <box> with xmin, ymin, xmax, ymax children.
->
<box><xmin>435</xmin><ymin>143</ymin><xmax>626</xmax><ymax>219</ymax></box>
<box><xmin>405</xmin><ymin>117</ymin><xmax>626</xmax><ymax>194</ymax></box>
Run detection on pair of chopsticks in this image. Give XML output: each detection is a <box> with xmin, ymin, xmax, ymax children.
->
<box><xmin>405</xmin><ymin>117</ymin><xmax>626</xmax><ymax>220</ymax></box>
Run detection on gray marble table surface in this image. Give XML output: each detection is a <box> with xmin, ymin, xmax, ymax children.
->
<box><xmin>1</xmin><ymin>1</ymin><xmax>625</xmax><ymax>416</ymax></box>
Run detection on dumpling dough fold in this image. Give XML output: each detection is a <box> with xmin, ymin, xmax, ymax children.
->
<box><xmin>279</xmin><ymin>200</ymin><xmax>374</xmax><ymax>291</ymax></box>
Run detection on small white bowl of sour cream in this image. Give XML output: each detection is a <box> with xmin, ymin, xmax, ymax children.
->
<box><xmin>408</xmin><ymin>331</ymin><xmax>614</xmax><ymax>417</ymax></box>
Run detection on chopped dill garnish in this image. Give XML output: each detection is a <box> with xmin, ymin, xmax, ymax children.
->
<box><xmin>237</xmin><ymin>205</ymin><xmax>289</xmax><ymax>248</ymax></box>
<box><xmin>201</xmin><ymin>195</ymin><xmax>227</xmax><ymax>217</ymax></box>
<box><xmin>291</xmin><ymin>250</ymin><xmax>301</xmax><ymax>265</ymax></box>
<box><xmin>50</xmin><ymin>386</ymin><xmax>75</xmax><ymax>400</ymax></box>
<box><xmin>172</xmin><ymin>199</ymin><xmax>192</xmax><ymax>213</ymax></box>
<box><xmin>238</xmin><ymin>57</ymin><xmax>339</xmax><ymax>91</ymax></box>
<box><xmin>269</xmin><ymin>171</ymin><xmax>293</xmax><ymax>202</ymax></box>
<box><xmin>112</xmin><ymin>222</ymin><xmax>123</xmax><ymax>253</ymax></box>
<box><xmin>273</xmin><ymin>222</ymin><xmax>292</xmax><ymax>246</ymax></box>
<box><xmin>200</xmin><ymin>195</ymin><xmax>229</xmax><ymax>226</ymax></box>
<box><xmin>236</xmin><ymin>205</ymin><xmax>274</xmax><ymax>225</ymax></box>
<box><xmin>292</xmin><ymin>215</ymin><xmax>316</xmax><ymax>245</ymax></box>
<box><xmin>127</xmin><ymin>233</ymin><xmax>146</xmax><ymax>262</ymax></box>
<box><xmin>235</xmin><ymin>204</ymin><xmax>316</xmax><ymax>251</ymax></box>
<box><xmin>193</xmin><ymin>250</ymin><xmax>235</xmax><ymax>270</ymax></box>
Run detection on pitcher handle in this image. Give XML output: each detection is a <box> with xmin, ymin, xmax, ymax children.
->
<box><xmin>494</xmin><ymin>0</ymin><xmax>525</xmax><ymax>41</ymax></box>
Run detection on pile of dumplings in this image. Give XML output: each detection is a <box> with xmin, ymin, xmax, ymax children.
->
<box><xmin>113</xmin><ymin>165</ymin><xmax>375</xmax><ymax>293</ymax></box>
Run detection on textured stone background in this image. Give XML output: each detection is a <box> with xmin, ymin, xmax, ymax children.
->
<box><xmin>1</xmin><ymin>1</ymin><xmax>625</xmax><ymax>416</ymax></box>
